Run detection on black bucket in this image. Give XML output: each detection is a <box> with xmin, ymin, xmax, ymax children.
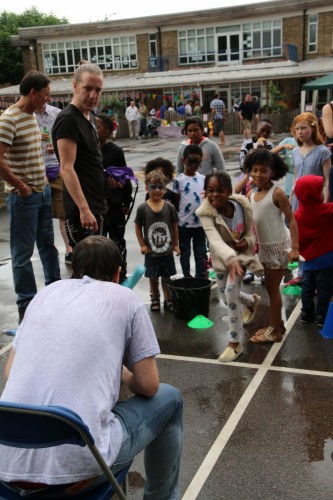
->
<box><xmin>167</xmin><ymin>278</ymin><xmax>213</xmax><ymax>321</ymax></box>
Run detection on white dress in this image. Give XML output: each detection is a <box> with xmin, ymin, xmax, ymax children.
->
<box><xmin>251</xmin><ymin>185</ymin><xmax>289</xmax><ymax>269</ymax></box>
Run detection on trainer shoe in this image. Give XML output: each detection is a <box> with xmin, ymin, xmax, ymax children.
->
<box><xmin>218</xmin><ymin>344</ymin><xmax>243</xmax><ymax>363</ymax></box>
<box><xmin>243</xmin><ymin>272</ymin><xmax>254</xmax><ymax>284</ymax></box>
<box><xmin>300</xmin><ymin>312</ymin><xmax>315</xmax><ymax>324</ymax></box>
<box><xmin>243</xmin><ymin>294</ymin><xmax>261</xmax><ymax>325</ymax></box>
<box><xmin>317</xmin><ymin>316</ymin><xmax>325</xmax><ymax>328</ymax></box>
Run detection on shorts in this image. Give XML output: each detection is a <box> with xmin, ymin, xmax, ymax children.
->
<box><xmin>65</xmin><ymin>213</ymin><xmax>107</xmax><ymax>248</ymax></box>
<box><xmin>49</xmin><ymin>176</ymin><xmax>65</xmax><ymax>220</ymax></box>
<box><xmin>259</xmin><ymin>242</ymin><xmax>289</xmax><ymax>270</ymax></box>
<box><xmin>144</xmin><ymin>253</ymin><xmax>176</xmax><ymax>279</ymax></box>
<box><xmin>242</xmin><ymin>119</ymin><xmax>253</xmax><ymax>131</ymax></box>
<box><xmin>213</xmin><ymin>119</ymin><xmax>224</xmax><ymax>136</ymax></box>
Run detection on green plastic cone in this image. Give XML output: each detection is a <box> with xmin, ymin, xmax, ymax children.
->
<box><xmin>282</xmin><ymin>285</ymin><xmax>302</xmax><ymax>296</ymax></box>
<box><xmin>187</xmin><ymin>315</ymin><xmax>214</xmax><ymax>329</ymax></box>
<box><xmin>287</xmin><ymin>262</ymin><xmax>299</xmax><ymax>270</ymax></box>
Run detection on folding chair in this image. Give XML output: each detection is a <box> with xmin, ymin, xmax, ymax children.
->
<box><xmin>0</xmin><ymin>401</ymin><xmax>130</xmax><ymax>499</ymax></box>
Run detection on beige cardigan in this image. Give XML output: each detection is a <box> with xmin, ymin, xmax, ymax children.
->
<box><xmin>196</xmin><ymin>194</ymin><xmax>263</xmax><ymax>275</ymax></box>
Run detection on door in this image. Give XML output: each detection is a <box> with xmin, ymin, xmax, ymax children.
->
<box><xmin>217</xmin><ymin>34</ymin><xmax>240</xmax><ymax>63</ymax></box>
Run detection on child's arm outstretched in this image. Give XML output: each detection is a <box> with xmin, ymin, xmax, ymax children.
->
<box><xmin>273</xmin><ymin>188</ymin><xmax>299</xmax><ymax>262</ymax></box>
<box><xmin>135</xmin><ymin>223</ymin><xmax>150</xmax><ymax>254</ymax></box>
<box><xmin>228</xmin><ymin>260</ymin><xmax>244</xmax><ymax>280</ymax></box>
<box><xmin>171</xmin><ymin>222</ymin><xmax>180</xmax><ymax>256</ymax></box>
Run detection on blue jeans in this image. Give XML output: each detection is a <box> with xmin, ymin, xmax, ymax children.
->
<box><xmin>302</xmin><ymin>266</ymin><xmax>333</xmax><ymax>319</ymax></box>
<box><xmin>112</xmin><ymin>383</ymin><xmax>183</xmax><ymax>499</ymax></box>
<box><xmin>6</xmin><ymin>184</ymin><xmax>60</xmax><ymax>310</ymax></box>
<box><xmin>179</xmin><ymin>226</ymin><xmax>207</xmax><ymax>278</ymax></box>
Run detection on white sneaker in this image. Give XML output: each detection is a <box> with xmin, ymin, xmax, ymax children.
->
<box><xmin>242</xmin><ymin>294</ymin><xmax>261</xmax><ymax>325</ymax></box>
<box><xmin>218</xmin><ymin>344</ymin><xmax>243</xmax><ymax>363</ymax></box>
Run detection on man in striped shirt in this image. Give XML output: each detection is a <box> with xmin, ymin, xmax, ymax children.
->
<box><xmin>0</xmin><ymin>71</ymin><xmax>60</xmax><ymax>324</ymax></box>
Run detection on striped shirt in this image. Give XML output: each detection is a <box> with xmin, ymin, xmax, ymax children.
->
<box><xmin>0</xmin><ymin>104</ymin><xmax>46</xmax><ymax>193</ymax></box>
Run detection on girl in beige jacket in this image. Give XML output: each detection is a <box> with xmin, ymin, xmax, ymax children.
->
<box><xmin>196</xmin><ymin>171</ymin><xmax>263</xmax><ymax>362</ymax></box>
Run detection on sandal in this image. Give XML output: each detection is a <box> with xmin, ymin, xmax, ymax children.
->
<box><xmin>150</xmin><ymin>299</ymin><xmax>160</xmax><ymax>312</ymax></box>
<box><xmin>163</xmin><ymin>300</ymin><xmax>174</xmax><ymax>312</ymax></box>
<box><xmin>250</xmin><ymin>326</ymin><xmax>282</xmax><ymax>343</ymax></box>
<box><xmin>254</xmin><ymin>321</ymin><xmax>286</xmax><ymax>336</ymax></box>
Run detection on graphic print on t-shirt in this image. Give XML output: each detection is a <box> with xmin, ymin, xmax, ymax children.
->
<box><xmin>148</xmin><ymin>222</ymin><xmax>171</xmax><ymax>253</ymax></box>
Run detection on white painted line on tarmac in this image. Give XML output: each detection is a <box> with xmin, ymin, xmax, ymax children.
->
<box><xmin>0</xmin><ymin>342</ymin><xmax>13</xmax><ymax>357</ymax></box>
<box><xmin>181</xmin><ymin>368</ymin><xmax>267</xmax><ymax>500</ymax></box>
<box><xmin>180</xmin><ymin>298</ymin><xmax>323</xmax><ymax>500</ymax></box>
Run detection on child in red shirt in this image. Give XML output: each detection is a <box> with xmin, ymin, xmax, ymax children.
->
<box><xmin>294</xmin><ymin>175</ymin><xmax>333</xmax><ymax>327</ymax></box>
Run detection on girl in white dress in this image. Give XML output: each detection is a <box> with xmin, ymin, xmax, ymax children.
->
<box><xmin>244</xmin><ymin>149</ymin><xmax>299</xmax><ymax>342</ymax></box>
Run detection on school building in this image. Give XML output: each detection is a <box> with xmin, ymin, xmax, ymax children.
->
<box><xmin>0</xmin><ymin>0</ymin><xmax>333</xmax><ymax>113</ymax></box>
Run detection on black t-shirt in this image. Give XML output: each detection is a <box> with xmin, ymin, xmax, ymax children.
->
<box><xmin>52</xmin><ymin>104</ymin><xmax>107</xmax><ymax>217</ymax></box>
<box><xmin>238</xmin><ymin>100</ymin><xmax>258</xmax><ymax>120</ymax></box>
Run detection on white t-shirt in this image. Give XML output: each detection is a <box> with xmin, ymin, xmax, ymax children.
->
<box><xmin>173</xmin><ymin>173</ymin><xmax>205</xmax><ymax>228</ymax></box>
<box><xmin>0</xmin><ymin>276</ymin><xmax>160</xmax><ymax>484</ymax></box>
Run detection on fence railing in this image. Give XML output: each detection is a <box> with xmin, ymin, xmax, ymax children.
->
<box><xmin>115</xmin><ymin>109</ymin><xmax>299</xmax><ymax>138</ymax></box>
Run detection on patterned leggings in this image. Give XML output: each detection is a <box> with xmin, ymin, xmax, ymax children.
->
<box><xmin>216</xmin><ymin>270</ymin><xmax>255</xmax><ymax>343</ymax></box>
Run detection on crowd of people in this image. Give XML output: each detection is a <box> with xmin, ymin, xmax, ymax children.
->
<box><xmin>1</xmin><ymin>63</ymin><xmax>333</xmax><ymax>496</ymax></box>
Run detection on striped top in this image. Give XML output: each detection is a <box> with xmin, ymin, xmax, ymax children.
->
<box><xmin>0</xmin><ymin>104</ymin><xmax>46</xmax><ymax>193</ymax></box>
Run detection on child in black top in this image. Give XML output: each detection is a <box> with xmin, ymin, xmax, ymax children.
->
<box><xmin>96</xmin><ymin>114</ymin><xmax>133</xmax><ymax>283</ymax></box>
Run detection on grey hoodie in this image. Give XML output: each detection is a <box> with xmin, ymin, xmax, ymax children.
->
<box><xmin>176</xmin><ymin>137</ymin><xmax>226</xmax><ymax>176</ymax></box>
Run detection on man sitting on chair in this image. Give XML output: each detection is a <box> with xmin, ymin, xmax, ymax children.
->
<box><xmin>0</xmin><ymin>236</ymin><xmax>183</xmax><ymax>498</ymax></box>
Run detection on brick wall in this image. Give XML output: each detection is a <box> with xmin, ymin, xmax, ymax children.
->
<box><xmin>161</xmin><ymin>31</ymin><xmax>179</xmax><ymax>70</ymax></box>
<box><xmin>137</xmin><ymin>34</ymin><xmax>149</xmax><ymax>73</ymax></box>
<box><xmin>283</xmin><ymin>15</ymin><xmax>305</xmax><ymax>60</ymax></box>
<box><xmin>318</xmin><ymin>12</ymin><xmax>333</xmax><ymax>56</ymax></box>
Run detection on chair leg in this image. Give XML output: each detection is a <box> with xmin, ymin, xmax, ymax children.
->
<box><xmin>123</xmin><ymin>474</ymin><xmax>129</xmax><ymax>495</ymax></box>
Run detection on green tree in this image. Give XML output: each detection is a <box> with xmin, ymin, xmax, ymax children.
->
<box><xmin>100</xmin><ymin>95</ymin><xmax>126</xmax><ymax>118</ymax></box>
<box><xmin>268</xmin><ymin>80</ymin><xmax>287</xmax><ymax>113</ymax></box>
<box><xmin>0</xmin><ymin>8</ymin><xmax>68</xmax><ymax>86</ymax></box>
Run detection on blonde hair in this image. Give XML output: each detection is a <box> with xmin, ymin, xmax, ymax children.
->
<box><xmin>292</xmin><ymin>112</ymin><xmax>324</xmax><ymax>146</ymax></box>
<box><xmin>145</xmin><ymin>169</ymin><xmax>167</xmax><ymax>185</ymax></box>
<box><xmin>74</xmin><ymin>63</ymin><xmax>103</xmax><ymax>83</ymax></box>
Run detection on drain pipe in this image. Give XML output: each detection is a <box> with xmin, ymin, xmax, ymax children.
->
<box><xmin>157</xmin><ymin>26</ymin><xmax>162</xmax><ymax>70</ymax></box>
<box><xmin>302</xmin><ymin>9</ymin><xmax>307</xmax><ymax>61</ymax></box>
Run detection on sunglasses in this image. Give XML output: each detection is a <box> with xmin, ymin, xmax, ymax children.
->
<box><xmin>148</xmin><ymin>184</ymin><xmax>165</xmax><ymax>191</ymax></box>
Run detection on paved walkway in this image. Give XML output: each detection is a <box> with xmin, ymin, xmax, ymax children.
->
<box><xmin>1</xmin><ymin>134</ymin><xmax>333</xmax><ymax>499</ymax></box>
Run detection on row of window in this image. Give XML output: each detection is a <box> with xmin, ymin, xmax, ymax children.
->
<box><xmin>42</xmin><ymin>16</ymin><xmax>318</xmax><ymax>74</ymax></box>
<box><xmin>43</xmin><ymin>37</ymin><xmax>138</xmax><ymax>74</ymax></box>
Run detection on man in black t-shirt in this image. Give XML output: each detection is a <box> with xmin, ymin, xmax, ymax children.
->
<box><xmin>52</xmin><ymin>63</ymin><xmax>107</xmax><ymax>247</ymax></box>
<box><xmin>238</xmin><ymin>94</ymin><xmax>259</xmax><ymax>139</ymax></box>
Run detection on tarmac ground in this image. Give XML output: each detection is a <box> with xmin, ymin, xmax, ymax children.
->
<box><xmin>1</xmin><ymin>134</ymin><xmax>333</xmax><ymax>499</ymax></box>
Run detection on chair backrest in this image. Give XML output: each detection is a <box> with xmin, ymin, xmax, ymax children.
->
<box><xmin>0</xmin><ymin>401</ymin><xmax>128</xmax><ymax>500</ymax></box>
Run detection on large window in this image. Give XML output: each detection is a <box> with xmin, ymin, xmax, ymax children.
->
<box><xmin>43</xmin><ymin>36</ymin><xmax>138</xmax><ymax>74</ymax></box>
<box><xmin>308</xmin><ymin>14</ymin><xmax>318</xmax><ymax>53</ymax></box>
<box><xmin>243</xmin><ymin>20</ymin><xmax>282</xmax><ymax>59</ymax></box>
<box><xmin>178</xmin><ymin>28</ymin><xmax>215</xmax><ymax>64</ymax></box>
<box><xmin>178</xmin><ymin>20</ymin><xmax>282</xmax><ymax>65</ymax></box>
